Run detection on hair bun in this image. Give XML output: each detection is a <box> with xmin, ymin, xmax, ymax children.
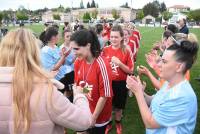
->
<box><xmin>180</xmin><ymin>40</ymin><xmax>199</xmax><ymax>55</ymax></box>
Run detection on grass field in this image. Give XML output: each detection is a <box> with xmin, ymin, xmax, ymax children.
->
<box><xmin>7</xmin><ymin>24</ymin><xmax>200</xmax><ymax>134</ymax></box>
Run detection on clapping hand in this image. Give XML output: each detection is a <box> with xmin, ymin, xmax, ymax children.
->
<box><xmin>137</xmin><ymin>65</ymin><xmax>150</xmax><ymax>76</ymax></box>
<box><xmin>126</xmin><ymin>75</ymin><xmax>144</xmax><ymax>94</ymax></box>
<box><xmin>145</xmin><ymin>52</ymin><xmax>158</xmax><ymax>69</ymax></box>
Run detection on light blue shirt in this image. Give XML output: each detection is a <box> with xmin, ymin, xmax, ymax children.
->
<box><xmin>98</xmin><ymin>36</ymin><xmax>104</xmax><ymax>49</ymax></box>
<box><xmin>60</xmin><ymin>44</ymin><xmax>75</xmax><ymax>74</ymax></box>
<box><xmin>41</xmin><ymin>45</ymin><xmax>70</xmax><ymax>80</ymax></box>
<box><xmin>146</xmin><ymin>80</ymin><xmax>197</xmax><ymax>134</ymax></box>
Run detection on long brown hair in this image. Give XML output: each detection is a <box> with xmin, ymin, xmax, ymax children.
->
<box><xmin>0</xmin><ymin>28</ymin><xmax>53</xmax><ymax>134</ymax></box>
<box><xmin>111</xmin><ymin>25</ymin><xmax>127</xmax><ymax>53</ymax></box>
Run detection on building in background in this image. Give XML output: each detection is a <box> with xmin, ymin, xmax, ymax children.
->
<box><xmin>42</xmin><ymin>7</ymin><xmax>137</xmax><ymax>23</ymax></box>
<box><xmin>168</xmin><ymin>5</ymin><xmax>190</xmax><ymax>13</ymax></box>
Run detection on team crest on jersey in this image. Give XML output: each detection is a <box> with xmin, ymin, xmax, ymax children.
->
<box><xmin>110</xmin><ymin>62</ymin><xmax>119</xmax><ymax>75</ymax></box>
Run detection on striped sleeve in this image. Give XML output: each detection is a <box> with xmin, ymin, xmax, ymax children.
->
<box><xmin>97</xmin><ymin>57</ymin><xmax>112</xmax><ymax>97</ymax></box>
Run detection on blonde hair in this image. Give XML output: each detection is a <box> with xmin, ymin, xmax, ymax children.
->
<box><xmin>0</xmin><ymin>28</ymin><xmax>53</xmax><ymax>134</ymax></box>
<box><xmin>173</xmin><ymin>33</ymin><xmax>188</xmax><ymax>41</ymax></box>
<box><xmin>187</xmin><ymin>33</ymin><xmax>198</xmax><ymax>44</ymax></box>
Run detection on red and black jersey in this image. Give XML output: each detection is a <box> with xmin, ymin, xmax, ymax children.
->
<box><xmin>74</xmin><ymin>56</ymin><xmax>113</xmax><ymax>124</ymax></box>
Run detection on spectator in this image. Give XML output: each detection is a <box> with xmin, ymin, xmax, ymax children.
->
<box><xmin>177</xmin><ymin>18</ymin><xmax>189</xmax><ymax>34</ymax></box>
<box><xmin>19</xmin><ymin>22</ymin><xmax>24</xmax><ymax>27</ymax></box>
<box><xmin>60</xmin><ymin>29</ymin><xmax>76</xmax><ymax>102</ymax></box>
<box><xmin>40</xmin><ymin>26</ymin><xmax>72</xmax><ymax>95</ymax></box>
<box><xmin>0</xmin><ymin>28</ymin><xmax>92</xmax><ymax>134</ymax></box>
<box><xmin>74</xmin><ymin>20</ymin><xmax>80</xmax><ymax>31</ymax></box>
<box><xmin>63</xmin><ymin>22</ymin><xmax>71</xmax><ymax>31</ymax></box>
<box><xmin>0</xmin><ymin>28</ymin><xmax>8</xmax><ymax>36</ymax></box>
<box><xmin>127</xmin><ymin>40</ymin><xmax>199</xmax><ymax>134</ymax></box>
<box><xmin>95</xmin><ymin>23</ymin><xmax>105</xmax><ymax>49</ymax></box>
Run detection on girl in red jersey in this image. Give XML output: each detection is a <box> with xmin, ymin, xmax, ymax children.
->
<box><xmin>70</xmin><ymin>29</ymin><xmax>113</xmax><ymax>134</ymax></box>
<box><xmin>123</xmin><ymin>28</ymin><xmax>137</xmax><ymax>61</ymax></box>
<box><xmin>102</xmin><ymin>25</ymin><xmax>134</xmax><ymax>134</ymax></box>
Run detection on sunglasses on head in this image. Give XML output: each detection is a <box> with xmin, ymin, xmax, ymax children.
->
<box><xmin>171</xmin><ymin>35</ymin><xmax>181</xmax><ymax>46</ymax></box>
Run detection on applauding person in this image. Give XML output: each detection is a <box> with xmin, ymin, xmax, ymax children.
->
<box><xmin>127</xmin><ymin>40</ymin><xmax>198</xmax><ymax>134</ymax></box>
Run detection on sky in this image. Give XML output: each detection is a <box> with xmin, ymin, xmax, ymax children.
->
<box><xmin>0</xmin><ymin>0</ymin><xmax>199</xmax><ymax>11</ymax></box>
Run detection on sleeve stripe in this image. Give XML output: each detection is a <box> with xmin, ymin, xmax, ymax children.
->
<box><xmin>97</xmin><ymin>57</ymin><xmax>111</xmax><ymax>97</ymax></box>
<box><xmin>97</xmin><ymin>57</ymin><xmax>110</xmax><ymax>97</ymax></box>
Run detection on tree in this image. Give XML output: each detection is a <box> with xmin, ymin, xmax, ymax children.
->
<box><xmin>143</xmin><ymin>2</ymin><xmax>159</xmax><ymax>17</ymax></box>
<box><xmin>162</xmin><ymin>11</ymin><xmax>172</xmax><ymax>21</ymax></box>
<box><xmin>80</xmin><ymin>0</ymin><xmax>84</xmax><ymax>9</ymax></box>
<box><xmin>83</xmin><ymin>12</ymin><xmax>91</xmax><ymax>23</ymax></box>
<box><xmin>160</xmin><ymin>2</ymin><xmax>167</xmax><ymax>13</ymax></box>
<box><xmin>65</xmin><ymin>7</ymin><xmax>71</xmax><ymax>13</ymax></box>
<box><xmin>189</xmin><ymin>9</ymin><xmax>200</xmax><ymax>21</ymax></box>
<box><xmin>53</xmin><ymin>14</ymin><xmax>61</xmax><ymax>20</ymax></box>
<box><xmin>91</xmin><ymin>10</ymin><xmax>98</xmax><ymax>19</ymax></box>
<box><xmin>57</xmin><ymin>5</ymin><xmax>65</xmax><ymax>12</ymax></box>
<box><xmin>112</xmin><ymin>9</ymin><xmax>120</xmax><ymax>20</ymax></box>
<box><xmin>125</xmin><ymin>2</ymin><xmax>128</xmax><ymax>7</ymax></box>
<box><xmin>136</xmin><ymin>10</ymin><xmax>144</xmax><ymax>20</ymax></box>
<box><xmin>16</xmin><ymin>10</ymin><xmax>28</xmax><ymax>20</ymax></box>
<box><xmin>0</xmin><ymin>12</ymin><xmax>3</xmax><ymax>26</ymax></box>
<box><xmin>152</xmin><ymin>0</ymin><xmax>160</xmax><ymax>9</ymax></box>
<box><xmin>120</xmin><ymin>2</ymin><xmax>130</xmax><ymax>8</ymax></box>
<box><xmin>87</xmin><ymin>2</ymin><xmax>91</xmax><ymax>8</ymax></box>
<box><xmin>91</xmin><ymin>0</ymin><xmax>96</xmax><ymax>8</ymax></box>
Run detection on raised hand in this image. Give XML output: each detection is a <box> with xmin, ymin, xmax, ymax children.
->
<box><xmin>126</xmin><ymin>75</ymin><xmax>143</xmax><ymax>94</ymax></box>
<box><xmin>137</xmin><ymin>65</ymin><xmax>150</xmax><ymax>76</ymax></box>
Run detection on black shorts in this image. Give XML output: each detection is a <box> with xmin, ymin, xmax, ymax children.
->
<box><xmin>87</xmin><ymin>125</ymin><xmax>107</xmax><ymax>134</ymax></box>
<box><xmin>77</xmin><ymin>124</ymin><xmax>107</xmax><ymax>134</ymax></box>
<box><xmin>112</xmin><ymin>81</ymin><xmax>128</xmax><ymax>109</ymax></box>
<box><xmin>59</xmin><ymin>71</ymin><xmax>74</xmax><ymax>102</ymax></box>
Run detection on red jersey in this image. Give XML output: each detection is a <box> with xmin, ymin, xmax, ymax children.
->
<box><xmin>132</xmin><ymin>30</ymin><xmax>141</xmax><ymax>41</ymax></box>
<box><xmin>102</xmin><ymin>45</ymin><xmax>134</xmax><ymax>81</ymax></box>
<box><xmin>102</xmin><ymin>24</ymin><xmax>111</xmax><ymax>40</ymax></box>
<box><xmin>74</xmin><ymin>56</ymin><xmax>113</xmax><ymax>124</ymax></box>
<box><xmin>127</xmin><ymin>39</ymin><xmax>137</xmax><ymax>56</ymax></box>
<box><xmin>130</xmin><ymin>35</ymin><xmax>139</xmax><ymax>49</ymax></box>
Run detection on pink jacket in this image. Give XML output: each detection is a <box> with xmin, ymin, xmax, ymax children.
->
<box><xmin>0</xmin><ymin>67</ymin><xmax>92</xmax><ymax>134</ymax></box>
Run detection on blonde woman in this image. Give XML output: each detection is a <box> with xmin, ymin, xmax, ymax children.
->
<box><xmin>0</xmin><ymin>28</ymin><xmax>92</xmax><ymax>134</ymax></box>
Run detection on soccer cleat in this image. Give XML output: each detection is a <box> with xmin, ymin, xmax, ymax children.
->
<box><xmin>105</xmin><ymin>124</ymin><xmax>112</xmax><ymax>134</ymax></box>
<box><xmin>116</xmin><ymin>123</ymin><xmax>122</xmax><ymax>134</ymax></box>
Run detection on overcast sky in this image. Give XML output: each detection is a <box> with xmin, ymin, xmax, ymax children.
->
<box><xmin>0</xmin><ymin>0</ymin><xmax>199</xmax><ymax>10</ymax></box>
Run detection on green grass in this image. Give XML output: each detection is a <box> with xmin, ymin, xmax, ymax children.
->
<box><xmin>6</xmin><ymin>24</ymin><xmax>200</xmax><ymax>134</ymax></box>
